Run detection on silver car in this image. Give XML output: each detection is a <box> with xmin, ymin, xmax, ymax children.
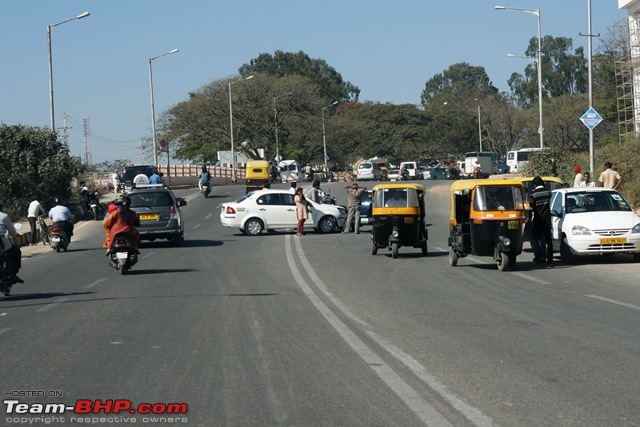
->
<box><xmin>127</xmin><ymin>186</ymin><xmax>187</xmax><ymax>246</ymax></box>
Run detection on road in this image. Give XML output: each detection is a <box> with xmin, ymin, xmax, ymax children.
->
<box><xmin>2</xmin><ymin>180</ymin><xmax>639</xmax><ymax>426</ymax></box>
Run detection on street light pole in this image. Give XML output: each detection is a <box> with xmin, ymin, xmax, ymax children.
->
<box><xmin>148</xmin><ymin>48</ymin><xmax>179</xmax><ymax>168</ymax></box>
<box><xmin>475</xmin><ymin>99</ymin><xmax>483</xmax><ymax>152</ymax></box>
<box><xmin>273</xmin><ymin>92</ymin><xmax>292</xmax><ymax>163</ymax></box>
<box><xmin>47</xmin><ymin>11</ymin><xmax>90</xmax><ymax>133</ymax></box>
<box><xmin>321</xmin><ymin>101</ymin><xmax>339</xmax><ymax>178</ymax></box>
<box><xmin>496</xmin><ymin>5</ymin><xmax>544</xmax><ymax>149</ymax></box>
<box><xmin>228</xmin><ymin>75</ymin><xmax>254</xmax><ymax>184</ymax></box>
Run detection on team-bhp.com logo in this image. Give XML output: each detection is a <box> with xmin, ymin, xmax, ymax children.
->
<box><xmin>4</xmin><ymin>399</ymin><xmax>188</xmax><ymax>415</ymax></box>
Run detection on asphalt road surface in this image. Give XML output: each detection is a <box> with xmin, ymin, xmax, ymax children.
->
<box><xmin>2</xmin><ymin>180</ymin><xmax>639</xmax><ymax>426</ymax></box>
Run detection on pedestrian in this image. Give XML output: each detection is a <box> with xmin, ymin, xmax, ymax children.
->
<box><xmin>304</xmin><ymin>180</ymin><xmax>322</xmax><ymax>204</ymax></box>
<box><xmin>529</xmin><ymin>176</ymin><xmax>554</xmax><ymax>267</ymax></box>
<box><xmin>0</xmin><ymin>202</ymin><xmax>24</xmax><ymax>287</ymax></box>
<box><xmin>598</xmin><ymin>162</ymin><xmax>621</xmax><ymax>190</ymax></box>
<box><xmin>27</xmin><ymin>194</ymin><xmax>45</xmax><ymax>246</ymax></box>
<box><xmin>149</xmin><ymin>171</ymin><xmax>164</xmax><ymax>184</ymax></box>
<box><xmin>573</xmin><ymin>166</ymin><xmax>583</xmax><ymax>187</ymax></box>
<box><xmin>579</xmin><ymin>172</ymin><xmax>596</xmax><ymax>187</ymax></box>
<box><xmin>289</xmin><ymin>181</ymin><xmax>297</xmax><ymax>194</ymax></box>
<box><xmin>112</xmin><ymin>171</ymin><xmax>120</xmax><ymax>193</ymax></box>
<box><xmin>294</xmin><ymin>188</ymin><xmax>309</xmax><ymax>236</ymax></box>
<box><xmin>344</xmin><ymin>183</ymin><xmax>364</xmax><ymax>234</ymax></box>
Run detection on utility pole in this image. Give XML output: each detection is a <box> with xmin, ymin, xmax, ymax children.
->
<box><xmin>60</xmin><ymin>112</ymin><xmax>72</xmax><ymax>150</ymax></box>
<box><xmin>83</xmin><ymin>118</ymin><xmax>92</xmax><ymax>165</ymax></box>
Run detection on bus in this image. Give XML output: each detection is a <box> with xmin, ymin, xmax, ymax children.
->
<box><xmin>506</xmin><ymin>148</ymin><xmax>542</xmax><ymax>174</ymax></box>
<box><xmin>464</xmin><ymin>151</ymin><xmax>499</xmax><ymax>178</ymax></box>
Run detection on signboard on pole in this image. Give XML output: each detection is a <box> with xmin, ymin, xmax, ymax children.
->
<box><xmin>580</xmin><ymin>107</ymin><xmax>603</xmax><ymax>130</ymax></box>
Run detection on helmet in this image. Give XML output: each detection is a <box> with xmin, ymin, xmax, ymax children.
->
<box><xmin>114</xmin><ymin>195</ymin><xmax>130</xmax><ymax>207</ymax></box>
<box><xmin>54</xmin><ymin>197</ymin><xmax>63</xmax><ymax>205</ymax></box>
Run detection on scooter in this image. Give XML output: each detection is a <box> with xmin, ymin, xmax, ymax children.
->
<box><xmin>0</xmin><ymin>223</ymin><xmax>23</xmax><ymax>296</ymax></box>
<box><xmin>88</xmin><ymin>192</ymin><xmax>104</xmax><ymax>220</ymax></box>
<box><xmin>200</xmin><ymin>181</ymin><xmax>211</xmax><ymax>198</ymax></box>
<box><xmin>49</xmin><ymin>223</ymin><xmax>69</xmax><ymax>252</ymax></box>
<box><xmin>108</xmin><ymin>234</ymin><xmax>138</xmax><ymax>275</ymax></box>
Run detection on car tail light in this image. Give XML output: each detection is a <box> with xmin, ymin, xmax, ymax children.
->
<box><xmin>170</xmin><ymin>205</ymin><xmax>178</xmax><ymax>220</ymax></box>
<box><xmin>226</xmin><ymin>206</ymin><xmax>236</xmax><ymax>214</ymax></box>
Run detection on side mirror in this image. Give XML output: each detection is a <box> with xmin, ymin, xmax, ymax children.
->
<box><xmin>178</xmin><ymin>198</ymin><xmax>187</xmax><ymax>207</ymax></box>
<box><xmin>550</xmin><ymin>209</ymin><xmax>560</xmax><ymax>217</ymax></box>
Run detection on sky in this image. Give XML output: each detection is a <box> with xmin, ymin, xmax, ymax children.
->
<box><xmin>0</xmin><ymin>1</ymin><xmax>626</xmax><ymax>164</ymax></box>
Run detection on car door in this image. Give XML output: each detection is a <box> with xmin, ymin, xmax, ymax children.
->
<box><xmin>256</xmin><ymin>194</ymin><xmax>286</xmax><ymax>227</ymax></box>
<box><xmin>550</xmin><ymin>192</ymin><xmax>564</xmax><ymax>251</ymax></box>
<box><xmin>279</xmin><ymin>193</ymin><xmax>298</xmax><ymax>227</ymax></box>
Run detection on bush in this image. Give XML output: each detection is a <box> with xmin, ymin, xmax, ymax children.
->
<box><xmin>598</xmin><ymin>138</ymin><xmax>640</xmax><ymax>207</ymax></box>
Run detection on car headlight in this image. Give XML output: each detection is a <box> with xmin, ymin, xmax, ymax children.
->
<box><xmin>631</xmin><ymin>223</ymin><xmax>640</xmax><ymax>234</ymax></box>
<box><xmin>571</xmin><ymin>225</ymin><xmax>592</xmax><ymax>235</ymax></box>
<box><xmin>502</xmin><ymin>237</ymin><xmax>511</xmax><ymax>247</ymax></box>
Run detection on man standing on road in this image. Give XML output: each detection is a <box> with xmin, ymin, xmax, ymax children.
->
<box><xmin>598</xmin><ymin>162</ymin><xmax>621</xmax><ymax>190</ymax></box>
<box><xmin>344</xmin><ymin>183</ymin><xmax>364</xmax><ymax>234</ymax></box>
<box><xmin>529</xmin><ymin>176</ymin><xmax>553</xmax><ymax>267</ymax></box>
<box><xmin>27</xmin><ymin>195</ymin><xmax>45</xmax><ymax>246</ymax></box>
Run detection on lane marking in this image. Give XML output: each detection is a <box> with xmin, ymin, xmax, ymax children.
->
<box><xmin>83</xmin><ymin>278</ymin><xmax>107</xmax><ymax>289</ymax></box>
<box><xmin>36</xmin><ymin>297</ymin><xmax>70</xmax><ymax>312</ymax></box>
<box><xmin>205</xmin><ymin>213</ymin><xmax>213</xmax><ymax>219</ymax></box>
<box><xmin>296</xmin><ymin>239</ymin><xmax>495</xmax><ymax>427</ymax></box>
<box><xmin>192</xmin><ymin>223</ymin><xmax>202</xmax><ymax>230</ymax></box>
<box><xmin>510</xmin><ymin>272</ymin><xmax>550</xmax><ymax>285</ymax></box>
<box><xmin>585</xmin><ymin>295</ymin><xmax>640</xmax><ymax>311</ymax></box>
<box><xmin>0</xmin><ymin>328</ymin><xmax>11</xmax><ymax>335</ymax></box>
<box><xmin>142</xmin><ymin>252</ymin><xmax>155</xmax><ymax>259</ymax></box>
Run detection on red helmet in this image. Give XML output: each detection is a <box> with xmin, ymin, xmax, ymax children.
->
<box><xmin>574</xmin><ymin>166</ymin><xmax>581</xmax><ymax>173</ymax></box>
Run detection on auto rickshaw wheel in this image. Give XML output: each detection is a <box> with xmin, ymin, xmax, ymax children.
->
<box><xmin>448</xmin><ymin>247</ymin><xmax>458</xmax><ymax>266</ymax></box>
<box><xmin>392</xmin><ymin>242</ymin><xmax>399</xmax><ymax>259</ymax></box>
<box><xmin>497</xmin><ymin>252</ymin><xmax>509</xmax><ymax>271</ymax></box>
<box><xmin>421</xmin><ymin>239</ymin><xmax>428</xmax><ymax>255</ymax></box>
<box><xmin>371</xmin><ymin>242</ymin><xmax>378</xmax><ymax>255</ymax></box>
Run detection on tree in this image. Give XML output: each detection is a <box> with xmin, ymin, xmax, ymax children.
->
<box><xmin>238</xmin><ymin>50</ymin><xmax>360</xmax><ymax>102</ymax></box>
<box><xmin>0</xmin><ymin>124</ymin><xmax>85</xmax><ymax>218</ymax></box>
<box><xmin>90</xmin><ymin>159</ymin><xmax>132</xmax><ymax>173</ymax></box>
<box><xmin>420</xmin><ymin>62</ymin><xmax>498</xmax><ymax>107</ymax></box>
<box><xmin>508</xmin><ymin>36</ymin><xmax>587</xmax><ymax>107</ymax></box>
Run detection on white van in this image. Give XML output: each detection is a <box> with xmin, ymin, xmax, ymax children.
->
<box><xmin>356</xmin><ymin>161</ymin><xmax>382</xmax><ymax>181</ymax></box>
<box><xmin>278</xmin><ymin>160</ymin><xmax>300</xmax><ymax>182</ymax></box>
<box><xmin>399</xmin><ymin>161</ymin><xmax>417</xmax><ymax>179</ymax></box>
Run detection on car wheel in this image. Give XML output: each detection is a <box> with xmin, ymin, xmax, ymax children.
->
<box><xmin>633</xmin><ymin>253</ymin><xmax>640</xmax><ymax>263</ymax></box>
<box><xmin>318</xmin><ymin>216</ymin><xmax>337</xmax><ymax>233</ymax></box>
<box><xmin>244</xmin><ymin>218</ymin><xmax>264</xmax><ymax>236</ymax></box>
<box><xmin>172</xmin><ymin>234</ymin><xmax>184</xmax><ymax>247</ymax></box>
<box><xmin>560</xmin><ymin>238</ymin><xmax>575</xmax><ymax>264</ymax></box>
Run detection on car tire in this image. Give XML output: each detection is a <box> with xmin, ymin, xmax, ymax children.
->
<box><xmin>560</xmin><ymin>238</ymin><xmax>575</xmax><ymax>264</ymax></box>
<box><xmin>172</xmin><ymin>234</ymin><xmax>184</xmax><ymax>247</ymax></box>
<box><xmin>633</xmin><ymin>252</ymin><xmax>640</xmax><ymax>263</ymax></box>
<box><xmin>318</xmin><ymin>216</ymin><xmax>337</xmax><ymax>233</ymax></box>
<box><xmin>244</xmin><ymin>218</ymin><xmax>264</xmax><ymax>236</ymax></box>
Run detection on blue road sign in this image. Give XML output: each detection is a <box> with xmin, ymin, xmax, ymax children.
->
<box><xmin>580</xmin><ymin>107</ymin><xmax>603</xmax><ymax>130</ymax></box>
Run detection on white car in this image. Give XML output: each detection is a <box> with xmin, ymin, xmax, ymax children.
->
<box><xmin>550</xmin><ymin>188</ymin><xmax>640</xmax><ymax>263</ymax></box>
<box><xmin>220</xmin><ymin>189</ymin><xmax>347</xmax><ymax>236</ymax></box>
<box><xmin>387</xmin><ymin>169</ymin><xmax>401</xmax><ymax>181</ymax></box>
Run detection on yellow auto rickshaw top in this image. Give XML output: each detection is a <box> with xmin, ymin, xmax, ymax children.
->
<box><xmin>372</xmin><ymin>182</ymin><xmax>426</xmax><ymax>192</ymax></box>
<box><xmin>449</xmin><ymin>178</ymin><xmax>525</xmax><ymax>193</ymax></box>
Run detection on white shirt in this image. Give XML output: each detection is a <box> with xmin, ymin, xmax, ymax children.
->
<box><xmin>27</xmin><ymin>200</ymin><xmax>44</xmax><ymax>218</ymax></box>
<box><xmin>385</xmin><ymin>197</ymin><xmax>406</xmax><ymax>207</ymax></box>
<box><xmin>0</xmin><ymin>211</ymin><xmax>17</xmax><ymax>250</ymax></box>
<box><xmin>49</xmin><ymin>205</ymin><xmax>73</xmax><ymax>222</ymax></box>
<box><xmin>579</xmin><ymin>181</ymin><xmax>595</xmax><ymax>187</ymax></box>
<box><xmin>573</xmin><ymin>173</ymin><xmax>583</xmax><ymax>187</ymax></box>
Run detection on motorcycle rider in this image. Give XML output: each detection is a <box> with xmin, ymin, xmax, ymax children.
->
<box><xmin>79</xmin><ymin>183</ymin><xmax>90</xmax><ymax>221</ymax></box>
<box><xmin>48</xmin><ymin>197</ymin><xmax>74</xmax><ymax>242</ymax></box>
<box><xmin>198</xmin><ymin>166</ymin><xmax>211</xmax><ymax>191</ymax></box>
<box><xmin>103</xmin><ymin>195</ymin><xmax>141</xmax><ymax>254</ymax></box>
<box><xmin>0</xmin><ymin>202</ymin><xmax>24</xmax><ymax>287</ymax></box>
<box><xmin>304</xmin><ymin>180</ymin><xmax>323</xmax><ymax>204</ymax></box>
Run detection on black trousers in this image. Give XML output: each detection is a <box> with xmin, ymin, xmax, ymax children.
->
<box><xmin>28</xmin><ymin>216</ymin><xmax>37</xmax><ymax>244</ymax></box>
<box><xmin>4</xmin><ymin>245</ymin><xmax>22</xmax><ymax>276</ymax></box>
<box><xmin>531</xmin><ymin>220</ymin><xmax>553</xmax><ymax>262</ymax></box>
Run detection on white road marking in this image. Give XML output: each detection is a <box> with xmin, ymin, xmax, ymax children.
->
<box><xmin>435</xmin><ymin>247</ymin><xmax>483</xmax><ymax>264</ymax></box>
<box><xmin>36</xmin><ymin>297</ymin><xmax>70</xmax><ymax>312</ymax></box>
<box><xmin>585</xmin><ymin>295</ymin><xmax>640</xmax><ymax>311</ymax></box>
<box><xmin>83</xmin><ymin>278</ymin><xmax>107</xmax><ymax>289</ymax></box>
<box><xmin>0</xmin><ymin>328</ymin><xmax>11</xmax><ymax>335</ymax></box>
<box><xmin>289</xmin><ymin>236</ymin><xmax>495</xmax><ymax>426</ymax></box>
<box><xmin>192</xmin><ymin>223</ymin><xmax>201</xmax><ymax>230</ymax></box>
<box><xmin>142</xmin><ymin>252</ymin><xmax>155</xmax><ymax>259</ymax></box>
<box><xmin>510</xmin><ymin>272</ymin><xmax>550</xmax><ymax>285</ymax></box>
<box><xmin>205</xmin><ymin>213</ymin><xmax>213</xmax><ymax>219</ymax></box>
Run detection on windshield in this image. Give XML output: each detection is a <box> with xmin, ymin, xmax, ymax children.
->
<box><xmin>473</xmin><ymin>186</ymin><xmax>524</xmax><ymax>211</ymax></box>
<box><xmin>373</xmin><ymin>188</ymin><xmax>419</xmax><ymax>208</ymax></box>
<box><xmin>565</xmin><ymin>191</ymin><xmax>632</xmax><ymax>213</ymax></box>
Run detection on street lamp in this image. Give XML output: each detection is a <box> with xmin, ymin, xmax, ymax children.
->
<box><xmin>474</xmin><ymin>99</ymin><xmax>483</xmax><ymax>152</ymax></box>
<box><xmin>273</xmin><ymin>92</ymin><xmax>292</xmax><ymax>163</ymax></box>
<box><xmin>507</xmin><ymin>52</ymin><xmax>544</xmax><ymax>149</ymax></box>
<box><xmin>321</xmin><ymin>101</ymin><xmax>339</xmax><ymax>178</ymax></box>
<box><xmin>496</xmin><ymin>5</ymin><xmax>544</xmax><ymax>149</ymax></box>
<box><xmin>148</xmin><ymin>48</ymin><xmax>179</xmax><ymax>167</ymax></box>
<box><xmin>47</xmin><ymin>11</ymin><xmax>90</xmax><ymax>133</ymax></box>
<box><xmin>228</xmin><ymin>75</ymin><xmax>254</xmax><ymax>184</ymax></box>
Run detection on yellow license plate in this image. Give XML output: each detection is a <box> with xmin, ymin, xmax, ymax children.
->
<box><xmin>599</xmin><ymin>237</ymin><xmax>627</xmax><ymax>244</ymax></box>
<box><xmin>404</xmin><ymin>217</ymin><xmax>414</xmax><ymax>224</ymax></box>
<box><xmin>140</xmin><ymin>213</ymin><xmax>159</xmax><ymax>221</ymax></box>
<box><xmin>508</xmin><ymin>220</ymin><xmax>519</xmax><ymax>230</ymax></box>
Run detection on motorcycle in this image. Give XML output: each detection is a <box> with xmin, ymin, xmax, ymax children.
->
<box><xmin>88</xmin><ymin>192</ymin><xmax>104</xmax><ymax>221</ymax></box>
<box><xmin>318</xmin><ymin>190</ymin><xmax>336</xmax><ymax>205</ymax></box>
<box><xmin>200</xmin><ymin>181</ymin><xmax>211</xmax><ymax>198</ymax></box>
<box><xmin>49</xmin><ymin>222</ymin><xmax>69</xmax><ymax>252</ymax></box>
<box><xmin>108</xmin><ymin>234</ymin><xmax>138</xmax><ymax>275</ymax></box>
<box><xmin>1</xmin><ymin>223</ymin><xmax>23</xmax><ymax>296</ymax></box>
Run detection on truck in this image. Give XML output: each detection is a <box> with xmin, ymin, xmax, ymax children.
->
<box><xmin>463</xmin><ymin>152</ymin><xmax>499</xmax><ymax>179</ymax></box>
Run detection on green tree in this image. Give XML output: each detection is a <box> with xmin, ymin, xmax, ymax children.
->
<box><xmin>238</xmin><ymin>50</ymin><xmax>360</xmax><ymax>102</ymax></box>
<box><xmin>0</xmin><ymin>124</ymin><xmax>85</xmax><ymax>218</ymax></box>
<box><xmin>90</xmin><ymin>159</ymin><xmax>132</xmax><ymax>173</ymax></box>
<box><xmin>420</xmin><ymin>62</ymin><xmax>498</xmax><ymax>107</ymax></box>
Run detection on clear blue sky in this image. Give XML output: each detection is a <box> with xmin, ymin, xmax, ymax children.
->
<box><xmin>0</xmin><ymin>1</ymin><xmax>624</xmax><ymax>164</ymax></box>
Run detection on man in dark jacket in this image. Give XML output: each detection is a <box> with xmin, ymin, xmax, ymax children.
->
<box><xmin>529</xmin><ymin>176</ymin><xmax>553</xmax><ymax>266</ymax></box>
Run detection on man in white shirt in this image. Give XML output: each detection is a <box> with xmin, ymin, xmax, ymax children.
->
<box><xmin>385</xmin><ymin>190</ymin><xmax>406</xmax><ymax>207</ymax></box>
<box><xmin>27</xmin><ymin>195</ymin><xmax>45</xmax><ymax>246</ymax></box>
<box><xmin>49</xmin><ymin>198</ymin><xmax>74</xmax><ymax>242</ymax></box>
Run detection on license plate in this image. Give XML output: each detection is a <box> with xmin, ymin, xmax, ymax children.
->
<box><xmin>404</xmin><ymin>217</ymin><xmax>414</xmax><ymax>224</ymax></box>
<box><xmin>599</xmin><ymin>237</ymin><xmax>627</xmax><ymax>244</ymax></box>
<box><xmin>140</xmin><ymin>213</ymin><xmax>159</xmax><ymax>221</ymax></box>
<box><xmin>508</xmin><ymin>220</ymin><xmax>519</xmax><ymax>230</ymax></box>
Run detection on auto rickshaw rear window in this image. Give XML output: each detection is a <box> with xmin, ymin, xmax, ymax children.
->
<box><xmin>473</xmin><ymin>186</ymin><xmax>524</xmax><ymax>211</ymax></box>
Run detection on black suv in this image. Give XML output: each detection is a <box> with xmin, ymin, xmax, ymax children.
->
<box><xmin>121</xmin><ymin>165</ymin><xmax>159</xmax><ymax>192</ymax></box>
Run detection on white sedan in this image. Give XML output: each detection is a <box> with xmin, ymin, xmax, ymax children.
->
<box><xmin>220</xmin><ymin>189</ymin><xmax>347</xmax><ymax>236</ymax></box>
<box><xmin>550</xmin><ymin>188</ymin><xmax>640</xmax><ymax>263</ymax></box>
